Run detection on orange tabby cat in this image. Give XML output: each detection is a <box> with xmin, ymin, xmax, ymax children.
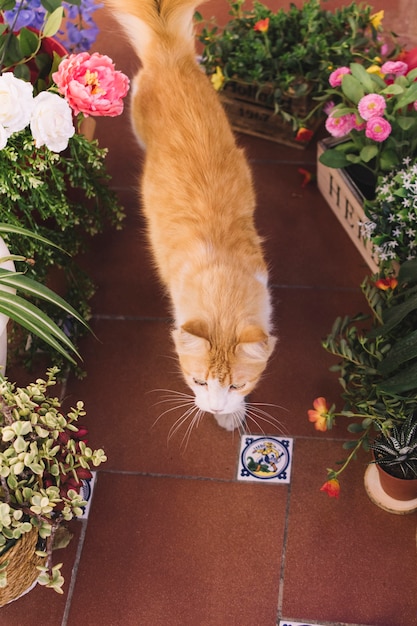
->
<box><xmin>107</xmin><ymin>0</ymin><xmax>276</xmax><ymax>431</ymax></box>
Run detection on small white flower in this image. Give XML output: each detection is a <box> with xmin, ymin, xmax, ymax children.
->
<box><xmin>0</xmin><ymin>73</ymin><xmax>34</xmax><ymax>135</ymax></box>
<box><xmin>30</xmin><ymin>92</ymin><xmax>75</xmax><ymax>153</ymax></box>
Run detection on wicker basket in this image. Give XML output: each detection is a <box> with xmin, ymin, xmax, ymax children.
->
<box><xmin>0</xmin><ymin>528</ymin><xmax>45</xmax><ymax>606</ymax></box>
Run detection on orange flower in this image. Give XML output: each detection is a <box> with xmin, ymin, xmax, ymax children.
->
<box><xmin>253</xmin><ymin>17</ymin><xmax>269</xmax><ymax>33</ymax></box>
<box><xmin>298</xmin><ymin>167</ymin><xmax>315</xmax><ymax>188</ymax></box>
<box><xmin>320</xmin><ymin>478</ymin><xmax>340</xmax><ymax>498</ymax></box>
<box><xmin>295</xmin><ymin>127</ymin><xmax>313</xmax><ymax>143</ymax></box>
<box><xmin>308</xmin><ymin>397</ymin><xmax>329</xmax><ymax>432</ymax></box>
<box><xmin>375</xmin><ymin>276</ymin><xmax>398</xmax><ymax>290</ymax></box>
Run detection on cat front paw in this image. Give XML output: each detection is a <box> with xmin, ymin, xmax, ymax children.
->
<box><xmin>213</xmin><ymin>410</ymin><xmax>245</xmax><ymax>432</ymax></box>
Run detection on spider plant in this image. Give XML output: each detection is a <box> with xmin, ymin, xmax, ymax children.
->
<box><xmin>0</xmin><ymin>223</ymin><xmax>88</xmax><ymax>365</ymax></box>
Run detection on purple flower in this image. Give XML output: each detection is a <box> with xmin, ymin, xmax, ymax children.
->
<box><xmin>329</xmin><ymin>67</ymin><xmax>351</xmax><ymax>88</ymax></box>
<box><xmin>358</xmin><ymin>94</ymin><xmax>387</xmax><ymax>120</ymax></box>
<box><xmin>365</xmin><ymin>117</ymin><xmax>392</xmax><ymax>142</ymax></box>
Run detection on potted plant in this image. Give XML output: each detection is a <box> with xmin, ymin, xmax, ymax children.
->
<box><xmin>197</xmin><ymin>0</ymin><xmax>395</xmax><ymax>145</ymax></box>
<box><xmin>0</xmin><ymin>366</ymin><xmax>106</xmax><ymax>603</ymax></box>
<box><xmin>360</xmin><ymin>157</ymin><xmax>417</xmax><ymax>267</ymax></box>
<box><xmin>0</xmin><ymin>0</ymin><xmax>130</xmax><ymax>377</ymax></box>
<box><xmin>308</xmin><ymin>260</ymin><xmax>417</xmax><ymax>511</ymax></box>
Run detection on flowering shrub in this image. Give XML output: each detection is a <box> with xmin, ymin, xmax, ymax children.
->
<box><xmin>361</xmin><ymin>158</ymin><xmax>417</xmax><ymax>264</ymax></box>
<box><xmin>310</xmin><ymin>263</ymin><xmax>417</xmax><ymax>495</ymax></box>
<box><xmin>3</xmin><ymin>0</ymin><xmax>100</xmax><ymax>54</ymax></box>
<box><xmin>0</xmin><ymin>0</ymin><xmax>130</xmax><ymax>375</ymax></box>
<box><xmin>0</xmin><ymin>367</ymin><xmax>106</xmax><ymax>592</ymax></box>
<box><xmin>319</xmin><ymin>58</ymin><xmax>417</xmax><ymax>177</ymax></box>
<box><xmin>197</xmin><ymin>0</ymin><xmax>395</xmax><ymax>131</ymax></box>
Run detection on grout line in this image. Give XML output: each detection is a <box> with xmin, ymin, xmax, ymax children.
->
<box><xmin>92</xmin><ymin>313</ymin><xmax>172</xmax><ymax>322</ymax></box>
<box><xmin>276</xmin><ymin>442</ymin><xmax>294</xmax><ymax>621</ymax></box>
<box><xmin>61</xmin><ymin>518</ymin><xmax>89</xmax><ymax>626</ymax></box>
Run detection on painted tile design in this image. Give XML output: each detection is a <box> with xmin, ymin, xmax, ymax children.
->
<box><xmin>237</xmin><ymin>435</ymin><xmax>294</xmax><ymax>483</ymax></box>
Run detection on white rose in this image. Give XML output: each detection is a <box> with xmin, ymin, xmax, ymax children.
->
<box><xmin>0</xmin><ymin>125</ymin><xmax>9</xmax><ymax>150</ymax></box>
<box><xmin>30</xmin><ymin>92</ymin><xmax>75</xmax><ymax>153</ymax></box>
<box><xmin>0</xmin><ymin>73</ymin><xmax>34</xmax><ymax>134</ymax></box>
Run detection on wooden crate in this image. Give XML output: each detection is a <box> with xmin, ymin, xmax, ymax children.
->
<box><xmin>317</xmin><ymin>138</ymin><xmax>379</xmax><ymax>273</ymax></box>
<box><xmin>219</xmin><ymin>81</ymin><xmax>322</xmax><ymax>149</ymax></box>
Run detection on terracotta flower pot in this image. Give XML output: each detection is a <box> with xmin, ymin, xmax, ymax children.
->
<box><xmin>364</xmin><ymin>462</ymin><xmax>417</xmax><ymax>515</ymax></box>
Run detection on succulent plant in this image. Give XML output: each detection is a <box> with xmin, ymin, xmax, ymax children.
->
<box><xmin>370</xmin><ymin>416</ymin><xmax>417</xmax><ymax>479</ymax></box>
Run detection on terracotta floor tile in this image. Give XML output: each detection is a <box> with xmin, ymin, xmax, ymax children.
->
<box><xmin>5</xmin><ymin>1</ymin><xmax>417</xmax><ymax>624</ymax></box>
<box><xmin>66</xmin><ymin>473</ymin><xmax>288</xmax><ymax>626</ymax></box>
<box><xmin>282</xmin><ymin>438</ymin><xmax>417</xmax><ymax>625</ymax></box>
<box><xmin>65</xmin><ymin>319</ymin><xmax>242</xmax><ymax>479</ymax></box>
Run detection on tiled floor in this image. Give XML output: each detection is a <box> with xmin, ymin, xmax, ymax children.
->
<box><xmin>2</xmin><ymin>1</ymin><xmax>417</xmax><ymax>625</ymax></box>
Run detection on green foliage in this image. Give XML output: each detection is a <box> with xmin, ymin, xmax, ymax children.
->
<box><xmin>319</xmin><ymin>63</ymin><xmax>417</xmax><ymax>175</ymax></box>
<box><xmin>0</xmin><ymin>129</ymin><xmax>125</xmax><ymax>376</ymax></box>
<box><xmin>198</xmin><ymin>0</ymin><xmax>394</xmax><ymax>129</ymax></box>
<box><xmin>322</xmin><ymin>261</ymin><xmax>417</xmax><ymax>474</ymax></box>
<box><xmin>0</xmin><ymin>367</ymin><xmax>106</xmax><ymax>593</ymax></box>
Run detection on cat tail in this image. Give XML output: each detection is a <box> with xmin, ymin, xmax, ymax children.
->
<box><xmin>106</xmin><ymin>0</ymin><xmax>204</xmax><ymax>63</ymax></box>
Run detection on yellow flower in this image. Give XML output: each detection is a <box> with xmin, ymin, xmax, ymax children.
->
<box><xmin>211</xmin><ymin>66</ymin><xmax>225</xmax><ymax>91</ymax></box>
<box><xmin>370</xmin><ymin>10</ymin><xmax>384</xmax><ymax>29</ymax></box>
<box><xmin>308</xmin><ymin>397</ymin><xmax>329</xmax><ymax>432</ymax></box>
<box><xmin>366</xmin><ymin>64</ymin><xmax>384</xmax><ymax>78</ymax></box>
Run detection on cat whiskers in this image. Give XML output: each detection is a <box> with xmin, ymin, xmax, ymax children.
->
<box><xmin>244</xmin><ymin>401</ymin><xmax>289</xmax><ymax>436</ymax></box>
<box><xmin>149</xmin><ymin>387</ymin><xmax>205</xmax><ymax>450</ymax></box>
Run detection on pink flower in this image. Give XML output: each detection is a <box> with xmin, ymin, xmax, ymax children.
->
<box><xmin>381</xmin><ymin>60</ymin><xmax>408</xmax><ymax>76</ymax></box>
<box><xmin>414</xmin><ymin>101</ymin><xmax>417</xmax><ymax>112</ymax></box>
<box><xmin>358</xmin><ymin>94</ymin><xmax>386</xmax><ymax>120</ymax></box>
<box><xmin>323</xmin><ymin>100</ymin><xmax>335</xmax><ymax>115</ymax></box>
<box><xmin>365</xmin><ymin>117</ymin><xmax>392</xmax><ymax>141</ymax></box>
<box><xmin>53</xmin><ymin>52</ymin><xmax>130</xmax><ymax>117</ymax></box>
<box><xmin>325</xmin><ymin>112</ymin><xmax>355</xmax><ymax>138</ymax></box>
<box><xmin>329</xmin><ymin>66</ymin><xmax>351</xmax><ymax>87</ymax></box>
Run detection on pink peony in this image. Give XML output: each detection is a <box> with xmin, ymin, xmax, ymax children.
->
<box><xmin>325</xmin><ymin>112</ymin><xmax>355</xmax><ymax>138</ymax></box>
<box><xmin>329</xmin><ymin>66</ymin><xmax>351</xmax><ymax>88</ymax></box>
<box><xmin>365</xmin><ymin>117</ymin><xmax>392</xmax><ymax>141</ymax></box>
<box><xmin>53</xmin><ymin>52</ymin><xmax>130</xmax><ymax>117</ymax></box>
<box><xmin>381</xmin><ymin>60</ymin><xmax>408</xmax><ymax>76</ymax></box>
<box><xmin>357</xmin><ymin>94</ymin><xmax>386</xmax><ymax>120</ymax></box>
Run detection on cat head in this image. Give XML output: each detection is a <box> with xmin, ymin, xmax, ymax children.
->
<box><xmin>172</xmin><ymin>320</ymin><xmax>276</xmax><ymax>417</ymax></box>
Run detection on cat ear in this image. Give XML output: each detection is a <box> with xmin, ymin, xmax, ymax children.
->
<box><xmin>172</xmin><ymin>320</ymin><xmax>209</xmax><ymax>355</ymax></box>
<box><xmin>237</xmin><ymin>325</ymin><xmax>277</xmax><ymax>362</ymax></box>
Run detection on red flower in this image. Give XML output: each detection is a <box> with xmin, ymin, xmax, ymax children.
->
<box><xmin>298</xmin><ymin>167</ymin><xmax>315</xmax><ymax>188</ymax></box>
<box><xmin>295</xmin><ymin>127</ymin><xmax>313</xmax><ymax>143</ymax></box>
<box><xmin>320</xmin><ymin>478</ymin><xmax>340</xmax><ymax>498</ymax></box>
<box><xmin>253</xmin><ymin>17</ymin><xmax>269</xmax><ymax>33</ymax></box>
<box><xmin>308</xmin><ymin>397</ymin><xmax>329</xmax><ymax>432</ymax></box>
<box><xmin>375</xmin><ymin>276</ymin><xmax>398</xmax><ymax>290</ymax></box>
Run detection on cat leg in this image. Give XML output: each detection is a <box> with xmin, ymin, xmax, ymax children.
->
<box><xmin>213</xmin><ymin>408</ymin><xmax>246</xmax><ymax>432</ymax></box>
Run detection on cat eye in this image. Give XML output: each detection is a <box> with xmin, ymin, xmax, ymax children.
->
<box><xmin>230</xmin><ymin>383</ymin><xmax>245</xmax><ymax>390</ymax></box>
<box><xmin>193</xmin><ymin>378</ymin><xmax>207</xmax><ymax>386</ymax></box>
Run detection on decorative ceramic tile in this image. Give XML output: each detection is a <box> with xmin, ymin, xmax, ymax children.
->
<box><xmin>237</xmin><ymin>435</ymin><xmax>293</xmax><ymax>483</ymax></box>
<box><xmin>77</xmin><ymin>472</ymin><xmax>97</xmax><ymax>520</ymax></box>
<box><xmin>279</xmin><ymin>621</ymin><xmax>326</xmax><ymax>626</ymax></box>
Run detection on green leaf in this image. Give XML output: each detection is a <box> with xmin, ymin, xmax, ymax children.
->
<box><xmin>319</xmin><ymin>148</ymin><xmax>350</xmax><ymax>168</ymax></box>
<box><xmin>380</xmin><ymin>83</ymin><xmax>404</xmax><ymax>96</ymax></box>
<box><xmin>0</xmin><ymin>223</ymin><xmax>67</xmax><ymax>254</ymax></box>
<box><xmin>0</xmin><ymin>292</ymin><xmax>80</xmax><ymax>364</ymax></box>
<box><xmin>378</xmin><ymin>360</ymin><xmax>417</xmax><ymax>394</ymax></box>
<box><xmin>360</xmin><ymin>145</ymin><xmax>378</xmax><ymax>163</ymax></box>
<box><xmin>0</xmin><ymin>269</ymin><xmax>90</xmax><ymax>331</ymax></box>
<box><xmin>347</xmin><ymin>423</ymin><xmax>365</xmax><ymax>433</ymax></box>
<box><xmin>41</xmin><ymin>7</ymin><xmax>64</xmax><ymax>39</ymax></box>
<box><xmin>396</xmin><ymin>116</ymin><xmax>417</xmax><ymax>131</ymax></box>
<box><xmin>18</xmin><ymin>28</ymin><xmax>39</xmax><ymax>57</ymax></box>
<box><xmin>394</xmin><ymin>82</ymin><xmax>417</xmax><ymax>112</ymax></box>
<box><xmin>349</xmin><ymin>63</ymin><xmax>375</xmax><ymax>92</ymax></box>
<box><xmin>341</xmin><ymin>73</ymin><xmax>365</xmax><ymax>104</ymax></box>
